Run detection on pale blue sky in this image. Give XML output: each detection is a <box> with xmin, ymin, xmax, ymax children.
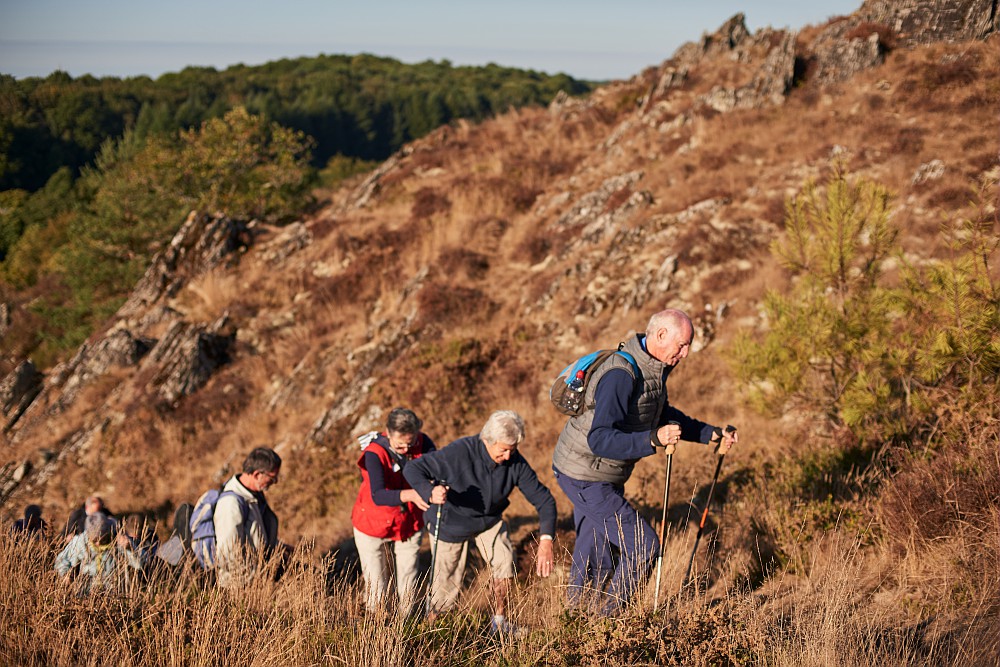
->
<box><xmin>0</xmin><ymin>1</ymin><xmax>861</xmax><ymax>81</ymax></box>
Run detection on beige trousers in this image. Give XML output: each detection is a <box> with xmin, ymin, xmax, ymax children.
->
<box><xmin>428</xmin><ymin>519</ymin><xmax>514</xmax><ymax>614</ymax></box>
<box><xmin>353</xmin><ymin>527</ymin><xmax>423</xmax><ymax>611</ymax></box>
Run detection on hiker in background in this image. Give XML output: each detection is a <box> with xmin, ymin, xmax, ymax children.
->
<box><xmin>214</xmin><ymin>447</ymin><xmax>288</xmax><ymax>588</ymax></box>
<box><xmin>552</xmin><ymin>308</ymin><xmax>739</xmax><ymax>616</ymax></box>
<box><xmin>404</xmin><ymin>410</ymin><xmax>556</xmax><ymax>635</ymax></box>
<box><xmin>122</xmin><ymin>513</ymin><xmax>159</xmax><ymax>571</ymax></box>
<box><xmin>62</xmin><ymin>495</ymin><xmax>116</xmax><ymax>543</ymax></box>
<box><xmin>54</xmin><ymin>513</ymin><xmax>144</xmax><ymax>593</ymax></box>
<box><xmin>352</xmin><ymin>407</ymin><xmax>439</xmax><ymax>614</ymax></box>
<box><xmin>11</xmin><ymin>504</ymin><xmax>48</xmax><ymax>539</ymax></box>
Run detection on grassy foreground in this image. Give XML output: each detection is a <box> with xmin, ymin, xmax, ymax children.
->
<box><xmin>3</xmin><ymin>511</ymin><xmax>997</xmax><ymax>667</ymax></box>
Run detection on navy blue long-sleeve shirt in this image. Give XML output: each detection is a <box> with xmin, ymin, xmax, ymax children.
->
<box><xmin>587</xmin><ymin>368</ymin><xmax>716</xmax><ymax>460</ymax></box>
<box><xmin>403</xmin><ymin>435</ymin><xmax>557</xmax><ymax>543</ymax></box>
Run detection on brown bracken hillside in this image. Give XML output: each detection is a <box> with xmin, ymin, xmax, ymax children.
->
<box><xmin>1</xmin><ymin>1</ymin><xmax>998</xmax><ymax>659</ymax></box>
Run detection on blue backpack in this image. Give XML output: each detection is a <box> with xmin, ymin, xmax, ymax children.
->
<box><xmin>189</xmin><ymin>488</ymin><xmax>248</xmax><ymax>569</ymax></box>
<box><xmin>550</xmin><ymin>346</ymin><xmax>641</xmax><ymax>416</ymax></box>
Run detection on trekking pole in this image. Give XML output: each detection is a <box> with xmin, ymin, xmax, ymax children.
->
<box><xmin>425</xmin><ymin>481</ymin><xmax>447</xmax><ymax>618</ymax></box>
<box><xmin>652</xmin><ymin>450</ymin><xmax>674</xmax><ymax>612</ymax></box>
<box><xmin>682</xmin><ymin>426</ymin><xmax>735</xmax><ymax>589</ymax></box>
<box><xmin>652</xmin><ymin>421</ymin><xmax>679</xmax><ymax>612</ymax></box>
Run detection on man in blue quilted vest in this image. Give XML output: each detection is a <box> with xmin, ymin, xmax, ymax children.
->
<box><xmin>552</xmin><ymin>309</ymin><xmax>738</xmax><ymax>615</ymax></box>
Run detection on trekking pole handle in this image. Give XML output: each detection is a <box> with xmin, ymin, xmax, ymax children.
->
<box><xmin>711</xmin><ymin>425</ymin><xmax>737</xmax><ymax>453</ymax></box>
<box><xmin>429</xmin><ymin>481</ymin><xmax>448</xmax><ymax>505</ymax></box>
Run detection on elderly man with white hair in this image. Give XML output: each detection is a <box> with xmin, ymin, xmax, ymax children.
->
<box><xmin>404</xmin><ymin>410</ymin><xmax>556</xmax><ymax>634</ymax></box>
<box><xmin>552</xmin><ymin>308</ymin><xmax>740</xmax><ymax>616</ymax></box>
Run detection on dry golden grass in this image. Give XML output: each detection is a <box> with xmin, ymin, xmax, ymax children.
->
<box><xmin>169</xmin><ymin>268</ymin><xmax>242</xmax><ymax>324</ymax></box>
<box><xmin>5</xmin><ymin>508</ymin><xmax>995</xmax><ymax>667</ymax></box>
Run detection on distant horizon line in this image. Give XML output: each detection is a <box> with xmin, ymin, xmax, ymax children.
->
<box><xmin>0</xmin><ymin>38</ymin><xmax>670</xmax><ymax>81</ymax></box>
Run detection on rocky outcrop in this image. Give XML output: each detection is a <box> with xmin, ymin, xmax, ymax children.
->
<box><xmin>116</xmin><ymin>211</ymin><xmax>251</xmax><ymax>323</ymax></box>
<box><xmin>813</xmin><ymin>31</ymin><xmax>885</xmax><ymax>83</ymax></box>
<box><xmin>0</xmin><ymin>302</ymin><xmax>10</xmax><ymax>339</ymax></box>
<box><xmin>665</xmin><ymin>15</ymin><xmax>798</xmax><ymax>111</ymax></box>
<box><xmin>552</xmin><ymin>171</ymin><xmax>651</xmax><ymax>243</ymax></box>
<box><xmin>258</xmin><ymin>221</ymin><xmax>312</xmax><ymax>265</ymax></box>
<box><xmin>305</xmin><ymin>318</ymin><xmax>418</xmax><ymax>447</ymax></box>
<box><xmin>0</xmin><ymin>360</ymin><xmax>42</xmax><ymax>432</ymax></box>
<box><xmin>142</xmin><ymin>314</ymin><xmax>236</xmax><ymax>406</ymax></box>
<box><xmin>5</xmin><ymin>212</ymin><xmax>250</xmax><ymax>442</ymax></box>
<box><xmin>672</xmin><ymin>13</ymin><xmax>753</xmax><ymax>69</ymax></box>
<box><xmin>0</xmin><ymin>460</ymin><xmax>31</xmax><ymax>505</ymax></box>
<box><xmin>859</xmin><ymin>0</ymin><xmax>998</xmax><ymax>45</ymax></box>
<box><xmin>810</xmin><ymin>0</ymin><xmax>997</xmax><ymax>82</ymax></box>
<box><xmin>346</xmin><ymin>147</ymin><xmax>413</xmax><ymax>211</ymax></box>
<box><xmin>701</xmin><ymin>32</ymin><xmax>797</xmax><ymax>111</ymax></box>
<box><xmin>50</xmin><ymin>330</ymin><xmax>154</xmax><ymax>412</ymax></box>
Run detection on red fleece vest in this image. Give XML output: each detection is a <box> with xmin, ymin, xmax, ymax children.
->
<box><xmin>350</xmin><ymin>436</ymin><xmax>424</xmax><ymax>540</ymax></box>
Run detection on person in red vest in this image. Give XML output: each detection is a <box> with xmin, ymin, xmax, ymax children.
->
<box><xmin>351</xmin><ymin>407</ymin><xmax>443</xmax><ymax>613</ymax></box>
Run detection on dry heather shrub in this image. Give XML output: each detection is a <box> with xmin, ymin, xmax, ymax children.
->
<box><xmin>314</xmin><ymin>262</ymin><xmax>373</xmax><ymax>307</ymax></box>
<box><xmin>415</xmin><ymin>281</ymin><xmax>495</xmax><ymax>327</ymax></box>
<box><xmin>507</xmin><ymin>180</ymin><xmax>544</xmax><ymax>213</ymax></box>
<box><xmin>926</xmin><ymin>184</ymin><xmax>974</xmax><ymax>209</ymax></box>
<box><xmin>409</xmin><ymin>145</ymin><xmax>446</xmax><ymax>170</ymax></box>
<box><xmin>865</xmin><ymin>93</ymin><xmax>886</xmax><ymax>111</ymax></box>
<box><xmin>437</xmin><ymin>247</ymin><xmax>489</xmax><ymax>281</ymax></box>
<box><xmin>879</xmin><ymin>411</ymin><xmax>1000</xmax><ymax>549</ymax></box>
<box><xmin>366</xmin><ymin>336</ymin><xmax>512</xmax><ymax>435</ymax></box>
<box><xmin>410</xmin><ymin>186</ymin><xmax>452</xmax><ymax>221</ymax></box>
<box><xmin>515</xmin><ymin>234</ymin><xmax>554</xmax><ymax>265</ymax></box>
<box><xmin>603</xmin><ymin>186</ymin><xmax>634</xmax><ymax>214</ymax></box>
<box><xmin>920</xmin><ymin>52</ymin><xmax>981</xmax><ymax>90</ymax></box>
<box><xmin>887</xmin><ymin>126</ymin><xmax>926</xmax><ymax>156</ymax></box>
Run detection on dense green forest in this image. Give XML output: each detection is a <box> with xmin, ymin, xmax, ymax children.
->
<box><xmin>0</xmin><ymin>54</ymin><xmax>591</xmax><ymax>192</ymax></box>
<box><xmin>0</xmin><ymin>55</ymin><xmax>592</xmax><ymax>370</ymax></box>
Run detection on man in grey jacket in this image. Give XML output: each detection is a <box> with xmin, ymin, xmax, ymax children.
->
<box><xmin>552</xmin><ymin>309</ymin><xmax>738</xmax><ymax>615</ymax></box>
<box><xmin>214</xmin><ymin>447</ymin><xmax>283</xmax><ymax>588</ymax></box>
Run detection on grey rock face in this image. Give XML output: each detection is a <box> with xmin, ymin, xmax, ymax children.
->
<box><xmin>810</xmin><ymin>0</ymin><xmax>997</xmax><ymax>82</ymax></box>
<box><xmin>143</xmin><ymin>314</ymin><xmax>236</xmax><ymax>406</ymax></box>
<box><xmin>702</xmin><ymin>32</ymin><xmax>797</xmax><ymax>111</ymax></box>
<box><xmin>860</xmin><ymin>0</ymin><xmax>998</xmax><ymax>45</ymax></box>
<box><xmin>117</xmin><ymin>211</ymin><xmax>251</xmax><ymax>323</ymax></box>
<box><xmin>811</xmin><ymin>30</ymin><xmax>886</xmax><ymax>83</ymax></box>
<box><xmin>0</xmin><ymin>360</ymin><xmax>43</xmax><ymax>431</ymax></box>
<box><xmin>54</xmin><ymin>330</ymin><xmax>155</xmax><ymax>411</ymax></box>
<box><xmin>0</xmin><ymin>303</ymin><xmax>10</xmax><ymax>339</ymax></box>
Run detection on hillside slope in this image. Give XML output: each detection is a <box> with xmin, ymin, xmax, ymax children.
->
<box><xmin>2</xmin><ymin>0</ymin><xmax>998</xmax><ymax>614</ymax></box>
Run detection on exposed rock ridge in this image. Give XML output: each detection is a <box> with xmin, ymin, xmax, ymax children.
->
<box><xmin>701</xmin><ymin>32</ymin><xmax>797</xmax><ymax>112</ymax></box>
<box><xmin>810</xmin><ymin>0</ymin><xmax>997</xmax><ymax>82</ymax></box>
<box><xmin>143</xmin><ymin>314</ymin><xmax>235</xmax><ymax>406</ymax></box>
<box><xmin>117</xmin><ymin>211</ymin><xmax>251</xmax><ymax>323</ymax></box>
<box><xmin>0</xmin><ymin>361</ymin><xmax>42</xmax><ymax>432</ymax></box>
<box><xmin>859</xmin><ymin>0</ymin><xmax>998</xmax><ymax>45</ymax></box>
<box><xmin>5</xmin><ymin>212</ymin><xmax>251</xmax><ymax>443</ymax></box>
